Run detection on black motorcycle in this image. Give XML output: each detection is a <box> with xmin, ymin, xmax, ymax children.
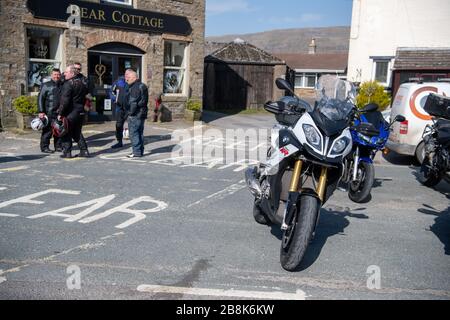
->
<box><xmin>419</xmin><ymin>93</ymin><xmax>450</xmax><ymax>187</ymax></box>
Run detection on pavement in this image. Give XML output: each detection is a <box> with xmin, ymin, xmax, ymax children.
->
<box><xmin>0</xmin><ymin>111</ymin><xmax>449</xmax><ymax>300</ymax></box>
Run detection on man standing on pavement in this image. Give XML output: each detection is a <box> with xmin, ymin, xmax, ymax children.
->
<box><xmin>58</xmin><ymin>65</ymin><xmax>90</xmax><ymax>159</ymax></box>
<box><xmin>125</xmin><ymin>69</ymin><xmax>148</xmax><ymax>158</ymax></box>
<box><xmin>110</xmin><ymin>72</ymin><xmax>130</xmax><ymax>149</ymax></box>
<box><xmin>38</xmin><ymin>68</ymin><xmax>62</xmax><ymax>153</ymax></box>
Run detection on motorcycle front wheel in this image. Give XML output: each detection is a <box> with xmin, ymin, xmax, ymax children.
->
<box><xmin>419</xmin><ymin>157</ymin><xmax>442</xmax><ymax>187</ymax></box>
<box><xmin>280</xmin><ymin>193</ymin><xmax>320</xmax><ymax>271</ymax></box>
<box><xmin>253</xmin><ymin>199</ymin><xmax>270</xmax><ymax>225</ymax></box>
<box><xmin>348</xmin><ymin>161</ymin><xmax>374</xmax><ymax>203</ymax></box>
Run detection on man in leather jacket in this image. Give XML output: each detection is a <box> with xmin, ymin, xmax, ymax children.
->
<box><xmin>125</xmin><ymin>69</ymin><xmax>148</xmax><ymax>158</ymax></box>
<box><xmin>58</xmin><ymin>65</ymin><xmax>90</xmax><ymax>158</ymax></box>
<box><xmin>38</xmin><ymin>69</ymin><xmax>62</xmax><ymax>153</ymax></box>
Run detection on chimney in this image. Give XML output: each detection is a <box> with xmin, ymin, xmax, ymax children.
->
<box><xmin>308</xmin><ymin>38</ymin><xmax>317</xmax><ymax>54</ymax></box>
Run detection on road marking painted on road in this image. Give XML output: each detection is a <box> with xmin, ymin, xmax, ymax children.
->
<box><xmin>0</xmin><ymin>187</ymin><xmax>7</xmax><ymax>191</ymax></box>
<box><xmin>0</xmin><ymin>165</ymin><xmax>29</xmax><ymax>173</ymax></box>
<box><xmin>136</xmin><ymin>284</ymin><xmax>307</xmax><ymax>300</ymax></box>
<box><xmin>56</xmin><ymin>173</ymin><xmax>84</xmax><ymax>180</ymax></box>
<box><xmin>187</xmin><ymin>180</ymin><xmax>246</xmax><ymax>208</ymax></box>
<box><xmin>0</xmin><ymin>213</ymin><xmax>20</xmax><ymax>217</ymax></box>
<box><xmin>0</xmin><ymin>189</ymin><xmax>167</xmax><ymax>229</ymax></box>
<box><xmin>79</xmin><ymin>196</ymin><xmax>168</xmax><ymax>229</ymax></box>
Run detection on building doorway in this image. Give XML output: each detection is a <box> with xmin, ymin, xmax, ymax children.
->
<box><xmin>87</xmin><ymin>42</ymin><xmax>144</xmax><ymax>121</ymax></box>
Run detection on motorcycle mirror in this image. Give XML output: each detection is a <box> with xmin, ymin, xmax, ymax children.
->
<box><xmin>275</xmin><ymin>78</ymin><xmax>296</xmax><ymax>96</ymax></box>
<box><xmin>361</xmin><ymin>103</ymin><xmax>379</xmax><ymax>113</ymax></box>
<box><xmin>394</xmin><ymin>115</ymin><xmax>406</xmax><ymax>123</ymax></box>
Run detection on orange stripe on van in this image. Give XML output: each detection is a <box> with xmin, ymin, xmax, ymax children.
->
<box><xmin>409</xmin><ymin>87</ymin><xmax>437</xmax><ymax>121</ymax></box>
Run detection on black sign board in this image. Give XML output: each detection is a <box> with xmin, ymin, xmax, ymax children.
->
<box><xmin>27</xmin><ymin>0</ymin><xmax>192</xmax><ymax>36</ymax></box>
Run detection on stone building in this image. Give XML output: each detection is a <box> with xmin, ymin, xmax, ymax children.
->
<box><xmin>0</xmin><ymin>0</ymin><xmax>205</xmax><ymax>127</ymax></box>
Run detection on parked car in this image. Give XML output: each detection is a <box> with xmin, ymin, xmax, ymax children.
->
<box><xmin>387</xmin><ymin>81</ymin><xmax>450</xmax><ymax>163</ymax></box>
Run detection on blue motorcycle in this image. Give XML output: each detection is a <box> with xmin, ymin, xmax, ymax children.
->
<box><xmin>342</xmin><ymin>103</ymin><xmax>405</xmax><ymax>203</ymax></box>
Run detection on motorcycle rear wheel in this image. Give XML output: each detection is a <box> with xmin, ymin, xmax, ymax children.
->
<box><xmin>280</xmin><ymin>194</ymin><xmax>320</xmax><ymax>271</ymax></box>
<box><xmin>419</xmin><ymin>157</ymin><xmax>442</xmax><ymax>187</ymax></box>
<box><xmin>348</xmin><ymin>161</ymin><xmax>374</xmax><ymax>203</ymax></box>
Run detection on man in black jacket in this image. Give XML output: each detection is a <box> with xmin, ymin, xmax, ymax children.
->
<box><xmin>58</xmin><ymin>65</ymin><xmax>90</xmax><ymax>159</ymax></box>
<box><xmin>125</xmin><ymin>69</ymin><xmax>148</xmax><ymax>158</ymax></box>
<box><xmin>38</xmin><ymin>68</ymin><xmax>62</xmax><ymax>153</ymax></box>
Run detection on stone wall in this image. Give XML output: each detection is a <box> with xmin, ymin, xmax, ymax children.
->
<box><xmin>0</xmin><ymin>0</ymin><xmax>205</xmax><ymax>127</ymax></box>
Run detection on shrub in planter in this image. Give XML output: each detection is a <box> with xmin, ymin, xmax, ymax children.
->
<box><xmin>356</xmin><ymin>81</ymin><xmax>391</xmax><ymax>111</ymax></box>
<box><xmin>185</xmin><ymin>99</ymin><xmax>202</xmax><ymax>121</ymax></box>
<box><xmin>12</xmin><ymin>95</ymin><xmax>38</xmax><ymax>129</ymax></box>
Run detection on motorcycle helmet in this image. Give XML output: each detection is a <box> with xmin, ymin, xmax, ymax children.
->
<box><xmin>51</xmin><ymin>117</ymin><xmax>69</xmax><ymax>137</ymax></box>
<box><xmin>31</xmin><ymin>116</ymin><xmax>49</xmax><ymax>131</ymax></box>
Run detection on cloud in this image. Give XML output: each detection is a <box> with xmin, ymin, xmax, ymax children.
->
<box><xmin>206</xmin><ymin>0</ymin><xmax>254</xmax><ymax>15</ymax></box>
<box><xmin>258</xmin><ymin>13</ymin><xmax>324</xmax><ymax>26</ymax></box>
<box><xmin>299</xmin><ymin>13</ymin><xmax>324</xmax><ymax>23</ymax></box>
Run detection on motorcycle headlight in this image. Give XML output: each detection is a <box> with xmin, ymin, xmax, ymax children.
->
<box><xmin>331</xmin><ymin>137</ymin><xmax>350</xmax><ymax>155</ymax></box>
<box><xmin>303</xmin><ymin>124</ymin><xmax>322</xmax><ymax>151</ymax></box>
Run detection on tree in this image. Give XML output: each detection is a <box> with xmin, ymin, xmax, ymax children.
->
<box><xmin>356</xmin><ymin>81</ymin><xmax>391</xmax><ymax>111</ymax></box>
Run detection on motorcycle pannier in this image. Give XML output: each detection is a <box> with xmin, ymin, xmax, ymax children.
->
<box><xmin>424</xmin><ymin>93</ymin><xmax>450</xmax><ymax>119</ymax></box>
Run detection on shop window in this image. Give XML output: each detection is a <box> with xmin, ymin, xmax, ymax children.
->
<box><xmin>27</xmin><ymin>27</ymin><xmax>63</xmax><ymax>93</ymax></box>
<box><xmin>101</xmin><ymin>0</ymin><xmax>133</xmax><ymax>6</ymax></box>
<box><xmin>164</xmin><ymin>41</ymin><xmax>188</xmax><ymax>95</ymax></box>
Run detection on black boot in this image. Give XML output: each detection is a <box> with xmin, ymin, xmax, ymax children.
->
<box><xmin>60</xmin><ymin>151</ymin><xmax>75</xmax><ymax>159</ymax></box>
<box><xmin>78</xmin><ymin>149</ymin><xmax>91</xmax><ymax>158</ymax></box>
<box><xmin>111</xmin><ymin>141</ymin><xmax>123</xmax><ymax>149</ymax></box>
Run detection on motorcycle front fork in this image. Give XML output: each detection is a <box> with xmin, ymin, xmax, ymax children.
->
<box><xmin>281</xmin><ymin>160</ymin><xmax>328</xmax><ymax>230</ymax></box>
<box><xmin>352</xmin><ymin>147</ymin><xmax>360</xmax><ymax>182</ymax></box>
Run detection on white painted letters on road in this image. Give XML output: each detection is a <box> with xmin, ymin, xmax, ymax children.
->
<box><xmin>28</xmin><ymin>195</ymin><xmax>116</xmax><ymax>221</ymax></box>
<box><xmin>0</xmin><ymin>190</ymin><xmax>167</xmax><ymax>229</ymax></box>
<box><xmin>0</xmin><ymin>189</ymin><xmax>80</xmax><ymax>216</ymax></box>
<box><xmin>79</xmin><ymin>196</ymin><xmax>168</xmax><ymax>229</ymax></box>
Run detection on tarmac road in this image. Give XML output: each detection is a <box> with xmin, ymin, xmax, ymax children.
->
<box><xmin>0</xmin><ymin>113</ymin><xmax>449</xmax><ymax>300</ymax></box>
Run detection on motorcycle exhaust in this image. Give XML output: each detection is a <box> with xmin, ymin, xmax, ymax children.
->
<box><xmin>245</xmin><ymin>167</ymin><xmax>262</xmax><ymax>198</ymax></box>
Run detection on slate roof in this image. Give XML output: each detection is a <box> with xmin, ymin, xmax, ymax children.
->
<box><xmin>393</xmin><ymin>48</ymin><xmax>450</xmax><ymax>70</ymax></box>
<box><xmin>205</xmin><ymin>40</ymin><xmax>285</xmax><ymax>65</ymax></box>
<box><xmin>275</xmin><ymin>53</ymin><xmax>348</xmax><ymax>72</ymax></box>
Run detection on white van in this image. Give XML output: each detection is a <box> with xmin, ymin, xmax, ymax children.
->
<box><xmin>387</xmin><ymin>82</ymin><xmax>450</xmax><ymax>163</ymax></box>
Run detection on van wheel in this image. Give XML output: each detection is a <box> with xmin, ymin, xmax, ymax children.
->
<box><xmin>415</xmin><ymin>142</ymin><xmax>425</xmax><ymax>165</ymax></box>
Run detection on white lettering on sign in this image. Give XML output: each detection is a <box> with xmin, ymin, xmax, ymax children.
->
<box><xmin>0</xmin><ymin>189</ymin><xmax>168</xmax><ymax>229</ymax></box>
<box><xmin>79</xmin><ymin>196</ymin><xmax>169</xmax><ymax>229</ymax></box>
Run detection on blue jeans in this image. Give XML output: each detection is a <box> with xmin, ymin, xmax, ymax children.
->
<box><xmin>128</xmin><ymin>116</ymin><xmax>145</xmax><ymax>156</ymax></box>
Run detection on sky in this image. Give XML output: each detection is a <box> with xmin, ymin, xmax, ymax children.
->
<box><xmin>205</xmin><ymin>0</ymin><xmax>354</xmax><ymax>37</ymax></box>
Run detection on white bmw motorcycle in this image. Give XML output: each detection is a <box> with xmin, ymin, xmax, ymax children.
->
<box><xmin>245</xmin><ymin>76</ymin><xmax>356</xmax><ymax>271</ymax></box>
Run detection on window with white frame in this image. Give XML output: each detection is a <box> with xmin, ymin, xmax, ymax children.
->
<box><xmin>163</xmin><ymin>41</ymin><xmax>188</xmax><ymax>95</ymax></box>
<box><xmin>295</xmin><ymin>73</ymin><xmax>318</xmax><ymax>88</ymax></box>
<box><xmin>372</xmin><ymin>58</ymin><xmax>392</xmax><ymax>86</ymax></box>
<box><xmin>27</xmin><ymin>26</ymin><xmax>63</xmax><ymax>93</ymax></box>
<box><xmin>101</xmin><ymin>0</ymin><xmax>133</xmax><ymax>6</ymax></box>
